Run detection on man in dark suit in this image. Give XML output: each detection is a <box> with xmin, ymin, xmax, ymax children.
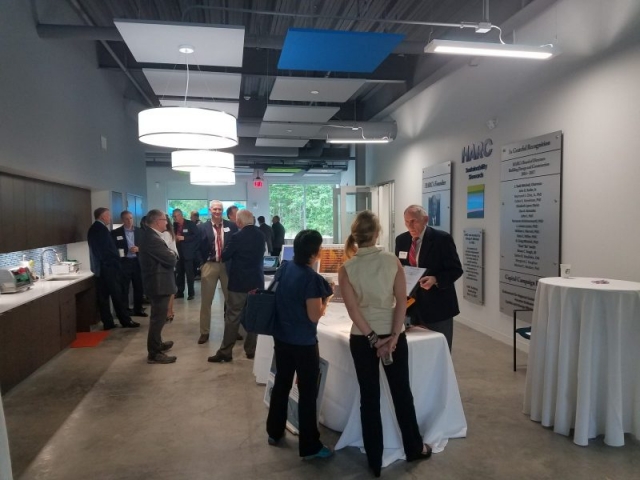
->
<box><xmin>139</xmin><ymin>209</ymin><xmax>178</xmax><ymax>364</ymax></box>
<box><xmin>257</xmin><ymin>215</ymin><xmax>274</xmax><ymax>254</ymax></box>
<box><xmin>87</xmin><ymin>207</ymin><xmax>140</xmax><ymax>330</ymax></box>
<box><xmin>208</xmin><ymin>209</ymin><xmax>265</xmax><ymax>363</ymax></box>
<box><xmin>271</xmin><ymin>215</ymin><xmax>285</xmax><ymax>257</ymax></box>
<box><xmin>111</xmin><ymin>210</ymin><xmax>147</xmax><ymax>317</ymax></box>
<box><xmin>197</xmin><ymin>200</ymin><xmax>238</xmax><ymax>344</ymax></box>
<box><xmin>172</xmin><ymin>208</ymin><xmax>199</xmax><ymax>300</ymax></box>
<box><xmin>395</xmin><ymin>204</ymin><xmax>463</xmax><ymax>351</ymax></box>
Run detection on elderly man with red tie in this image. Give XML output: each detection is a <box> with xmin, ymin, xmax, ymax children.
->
<box><xmin>395</xmin><ymin>204</ymin><xmax>463</xmax><ymax>351</ymax></box>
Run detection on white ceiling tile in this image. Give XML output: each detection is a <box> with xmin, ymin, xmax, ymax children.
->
<box><xmin>143</xmin><ymin>69</ymin><xmax>241</xmax><ymax>99</ymax></box>
<box><xmin>115</xmin><ymin>20</ymin><xmax>244</xmax><ymax>67</ymax></box>
<box><xmin>258</xmin><ymin>122</ymin><xmax>323</xmax><ymax>138</ymax></box>
<box><xmin>269</xmin><ymin>77</ymin><xmax>366</xmax><ymax>103</ymax></box>
<box><xmin>255</xmin><ymin>138</ymin><xmax>309</xmax><ymax>148</ymax></box>
<box><xmin>263</xmin><ymin>105</ymin><xmax>339</xmax><ymax>123</ymax></box>
<box><xmin>160</xmin><ymin>99</ymin><xmax>239</xmax><ymax>118</ymax></box>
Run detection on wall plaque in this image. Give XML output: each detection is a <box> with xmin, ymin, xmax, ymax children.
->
<box><xmin>499</xmin><ymin>131</ymin><xmax>562</xmax><ymax>314</ymax></box>
<box><xmin>463</xmin><ymin>228</ymin><xmax>484</xmax><ymax>305</ymax></box>
<box><xmin>422</xmin><ymin>162</ymin><xmax>451</xmax><ymax>233</ymax></box>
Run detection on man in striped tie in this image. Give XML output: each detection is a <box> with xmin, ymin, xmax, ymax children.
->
<box><xmin>395</xmin><ymin>205</ymin><xmax>463</xmax><ymax>351</ymax></box>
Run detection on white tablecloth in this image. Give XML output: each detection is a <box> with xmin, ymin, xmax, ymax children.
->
<box><xmin>254</xmin><ymin>303</ymin><xmax>467</xmax><ymax>466</ymax></box>
<box><xmin>524</xmin><ymin>277</ymin><xmax>640</xmax><ymax>446</ymax></box>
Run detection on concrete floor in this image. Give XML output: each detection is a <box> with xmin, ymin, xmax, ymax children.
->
<box><xmin>3</xmin><ymin>286</ymin><xmax>639</xmax><ymax>480</ymax></box>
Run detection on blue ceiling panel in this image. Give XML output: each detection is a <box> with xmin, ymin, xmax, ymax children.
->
<box><xmin>278</xmin><ymin>28</ymin><xmax>405</xmax><ymax>73</ymax></box>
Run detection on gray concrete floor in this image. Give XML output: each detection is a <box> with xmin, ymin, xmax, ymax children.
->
<box><xmin>3</xmin><ymin>285</ymin><xmax>639</xmax><ymax>480</ymax></box>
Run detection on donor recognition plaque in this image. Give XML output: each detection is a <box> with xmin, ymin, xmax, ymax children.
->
<box><xmin>463</xmin><ymin>228</ymin><xmax>484</xmax><ymax>305</ymax></box>
<box><xmin>422</xmin><ymin>162</ymin><xmax>451</xmax><ymax>233</ymax></box>
<box><xmin>499</xmin><ymin>131</ymin><xmax>562</xmax><ymax>314</ymax></box>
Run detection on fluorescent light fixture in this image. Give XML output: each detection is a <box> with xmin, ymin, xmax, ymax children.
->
<box><xmin>424</xmin><ymin>39</ymin><xmax>555</xmax><ymax>60</ymax></box>
<box><xmin>139</xmin><ymin>107</ymin><xmax>238</xmax><ymax>149</ymax></box>
<box><xmin>303</xmin><ymin>173</ymin><xmax>336</xmax><ymax>177</ymax></box>
<box><xmin>171</xmin><ymin>150</ymin><xmax>234</xmax><ymax>172</ymax></box>
<box><xmin>326</xmin><ymin>137</ymin><xmax>391</xmax><ymax>144</ymax></box>
<box><xmin>264</xmin><ymin>172</ymin><xmax>296</xmax><ymax>177</ymax></box>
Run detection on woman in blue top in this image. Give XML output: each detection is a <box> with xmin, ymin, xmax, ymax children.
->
<box><xmin>266</xmin><ymin>230</ymin><xmax>333</xmax><ymax>459</ymax></box>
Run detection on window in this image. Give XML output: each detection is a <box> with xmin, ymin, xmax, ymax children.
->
<box><xmin>269</xmin><ymin>184</ymin><xmax>334</xmax><ymax>240</ymax></box>
<box><xmin>167</xmin><ymin>200</ymin><xmax>246</xmax><ymax>223</ymax></box>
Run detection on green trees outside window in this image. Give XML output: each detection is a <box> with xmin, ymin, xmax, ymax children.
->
<box><xmin>269</xmin><ymin>184</ymin><xmax>334</xmax><ymax>239</ymax></box>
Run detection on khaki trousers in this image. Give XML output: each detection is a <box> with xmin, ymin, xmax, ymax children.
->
<box><xmin>199</xmin><ymin>261</ymin><xmax>229</xmax><ymax>335</ymax></box>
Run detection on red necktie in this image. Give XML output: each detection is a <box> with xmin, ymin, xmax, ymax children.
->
<box><xmin>214</xmin><ymin>224</ymin><xmax>223</xmax><ymax>261</ymax></box>
<box><xmin>408</xmin><ymin>237</ymin><xmax>418</xmax><ymax>267</ymax></box>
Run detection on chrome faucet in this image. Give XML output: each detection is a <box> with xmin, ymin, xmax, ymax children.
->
<box><xmin>40</xmin><ymin>248</ymin><xmax>62</xmax><ymax>278</ymax></box>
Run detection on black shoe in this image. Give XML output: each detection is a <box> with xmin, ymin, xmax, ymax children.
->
<box><xmin>175</xmin><ymin>293</ymin><xmax>185</xmax><ymax>299</ymax></box>
<box><xmin>406</xmin><ymin>444</ymin><xmax>432</xmax><ymax>462</ymax></box>
<box><xmin>198</xmin><ymin>334</ymin><xmax>209</xmax><ymax>344</ymax></box>
<box><xmin>236</xmin><ymin>334</ymin><xmax>243</xmax><ymax>341</ymax></box>
<box><xmin>133</xmin><ymin>311</ymin><xmax>148</xmax><ymax>317</ymax></box>
<box><xmin>147</xmin><ymin>353</ymin><xmax>177</xmax><ymax>364</ymax></box>
<box><xmin>142</xmin><ymin>296</ymin><xmax>151</xmax><ymax>305</ymax></box>
<box><xmin>246</xmin><ymin>353</ymin><xmax>255</xmax><ymax>359</ymax></box>
<box><xmin>160</xmin><ymin>341</ymin><xmax>174</xmax><ymax>352</ymax></box>
<box><xmin>187</xmin><ymin>295</ymin><xmax>195</xmax><ymax>300</ymax></box>
<box><xmin>122</xmin><ymin>320</ymin><xmax>141</xmax><ymax>328</ymax></box>
<box><xmin>208</xmin><ymin>353</ymin><xmax>232</xmax><ymax>363</ymax></box>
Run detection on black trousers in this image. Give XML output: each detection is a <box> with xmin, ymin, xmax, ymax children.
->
<box><xmin>425</xmin><ymin>318</ymin><xmax>453</xmax><ymax>352</ymax></box>
<box><xmin>147</xmin><ymin>294</ymin><xmax>170</xmax><ymax>358</ymax></box>
<box><xmin>271</xmin><ymin>247</ymin><xmax>282</xmax><ymax>258</ymax></box>
<box><xmin>95</xmin><ymin>265</ymin><xmax>132</xmax><ymax>328</ymax></box>
<box><xmin>120</xmin><ymin>258</ymin><xmax>144</xmax><ymax>312</ymax></box>
<box><xmin>349</xmin><ymin>333</ymin><xmax>423</xmax><ymax>470</ymax></box>
<box><xmin>266</xmin><ymin>340</ymin><xmax>323</xmax><ymax>457</ymax></box>
<box><xmin>175</xmin><ymin>256</ymin><xmax>195</xmax><ymax>296</ymax></box>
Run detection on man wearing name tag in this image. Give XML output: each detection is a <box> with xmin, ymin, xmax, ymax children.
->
<box><xmin>395</xmin><ymin>205</ymin><xmax>462</xmax><ymax>351</ymax></box>
<box><xmin>197</xmin><ymin>200</ymin><xmax>238</xmax><ymax>344</ymax></box>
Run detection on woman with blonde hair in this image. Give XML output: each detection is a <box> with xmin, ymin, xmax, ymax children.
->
<box><xmin>161</xmin><ymin>214</ymin><xmax>178</xmax><ymax>322</ymax></box>
<box><xmin>338</xmin><ymin>210</ymin><xmax>431</xmax><ymax>477</ymax></box>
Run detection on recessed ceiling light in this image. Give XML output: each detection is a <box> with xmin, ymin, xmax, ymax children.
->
<box><xmin>178</xmin><ymin>44</ymin><xmax>195</xmax><ymax>54</ymax></box>
<box><xmin>286</xmin><ymin>129</ymin><xmax>293</xmax><ymax>133</ymax></box>
<box><xmin>310</xmin><ymin>90</ymin><xmax>319</xmax><ymax>95</ymax></box>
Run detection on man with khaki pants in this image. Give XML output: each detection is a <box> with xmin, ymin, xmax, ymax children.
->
<box><xmin>197</xmin><ymin>200</ymin><xmax>238</xmax><ymax>344</ymax></box>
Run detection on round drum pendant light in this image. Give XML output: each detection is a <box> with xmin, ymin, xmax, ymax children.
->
<box><xmin>171</xmin><ymin>150</ymin><xmax>234</xmax><ymax>172</ymax></box>
<box><xmin>189</xmin><ymin>167</ymin><xmax>236</xmax><ymax>186</ymax></box>
<box><xmin>139</xmin><ymin>107</ymin><xmax>238</xmax><ymax>150</ymax></box>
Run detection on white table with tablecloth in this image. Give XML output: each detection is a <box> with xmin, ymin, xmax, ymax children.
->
<box><xmin>523</xmin><ymin>277</ymin><xmax>640</xmax><ymax>446</ymax></box>
<box><xmin>253</xmin><ymin>303</ymin><xmax>467</xmax><ymax>467</ymax></box>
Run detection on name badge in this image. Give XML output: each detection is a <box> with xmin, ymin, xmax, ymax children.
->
<box><xmin>399</xmin><ymin>251</ymin><xmax>408</xmax><ymax>259</ymax></box>
<box><xmin>117</xmin><ymin>236</ymin><xmax>124</xmax><ymax>240</ymax></box>
<box><xmin>183</xmin><ymin>229</ymin><xmax>188</xmax><ymax>232</ymax></box>
<box><xmin>223</xmin><ymin>227</ymin><xmax>230</xmax><ymax>232</ymax></box>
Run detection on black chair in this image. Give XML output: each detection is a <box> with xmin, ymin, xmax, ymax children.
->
<box><xmin>513</xmin><ymin>309</ymin><xmax>533</xmax><ymax>371</ymax></box>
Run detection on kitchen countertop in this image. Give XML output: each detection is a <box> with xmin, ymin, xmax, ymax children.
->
<box><xmin>0</xmin><ymin>271</ymin><xmax>94</xmax><ymax>315</ymax></box>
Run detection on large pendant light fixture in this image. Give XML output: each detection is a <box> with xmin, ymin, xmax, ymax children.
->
<box><xmin>138</xmin><ymin>45</ymin><xmax>238</xmax><ymax>149</ymax></box>
<box><xmin>171</xmin><ymin>150</ymin><xmax>234</xmax><ymax>172</ymax></box>
<box><xmin>190</xmin><ymin>167</ymin><xmax>236</xmax><ymax>186</ymax></box>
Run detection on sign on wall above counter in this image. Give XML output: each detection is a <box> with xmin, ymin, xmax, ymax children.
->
<box><xmin>422</xmin><ymin>162</ymin><xmax>451</xmax><ymax>233</ymax></box>
<box><xmin>499</xmin><ymin>131</ymin><xmax>563</xmax><ymax>315</ymax></box>
<box><xmin>463</xmin><ymin>228</ymin><xmax>484</xmax><ymax>305</ymax></box>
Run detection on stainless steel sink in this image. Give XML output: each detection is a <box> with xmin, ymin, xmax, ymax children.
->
<box><xmin>45</xmin><ymin>274</ymin><xmax>85</xmax><ymax>281</ymax></box>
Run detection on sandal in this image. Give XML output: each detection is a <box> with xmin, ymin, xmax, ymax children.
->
<box><xmin>407</xmin><ymin>443</ymin><xmax>432</xmax><ymax>462</ymax></box>
<box><xmin>166</xmin><ymin>314</ymin><xmax>175</xmax><ymax>323</ymax></box>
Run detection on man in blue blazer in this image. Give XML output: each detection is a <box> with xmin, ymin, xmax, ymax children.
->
<box><xmin>208</xmin><ymin>209</ymin><xmax>266</xmax><ymax>363</ymax></box>
<box><xmin>395</xmin><ymin>204</ymin><xmax>463</xmax><ymax>351</ymax></box>
<box><xmin>87</xmin><ymin>207</ymin><xmax>140</xmax><ymax>330</ymax></box>
<box><xmin>171</xmin><ymin>208</ymin><xmax>199</xmax><ymax>300</ymax></box>
<box><xmin>111</xmin><ymin>210</ymin><xmax>146</xmax><ymax>317</ymax></box>
<box><xmin>197</xmin><ymin>200</ymin><xmax>238</xmax><ymax>344</ymax></box>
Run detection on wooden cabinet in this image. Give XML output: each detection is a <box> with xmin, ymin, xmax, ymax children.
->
<box><xmin>0</xmin><ymin>173</ymin><xmax>91</xmax><ymax>253</ymax></box>
<box><xmin>0</xmin><ymin>279</ymin><xmax>96</xmax><ymax>394</ymax></box>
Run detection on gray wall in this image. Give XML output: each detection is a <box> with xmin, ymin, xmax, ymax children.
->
<box><xmin>365</xmin><ymin>0</ymin><xmax>640</xmax><ymax>346</ymax></box>
<box><xmin>0</xmin><ymin>1</ymin><xmax>147</xmax><ymax>201</ymax></box>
